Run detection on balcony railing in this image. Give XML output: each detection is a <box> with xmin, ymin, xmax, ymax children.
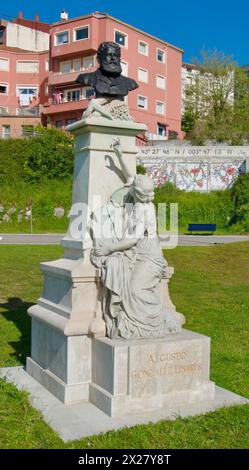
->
<box><xmin>48</xmin><ymin>67</ymin><xmax>95</xmax><ymax>85</ymax></box>
<box><xmin>0</xmin><ymin>106</ymin><xmax>41</xmax><ymax>117</ymax></box>
<box><xmin>147</xmin><ymin>133</ymin><xmax>168</xmax><ymax>141</ymax></box>
<box><xmin>42</xmin><ymin>97</ymin><xmax>88</xmax><ymax>115</ymax></box>
<box><xmin>17</xmin><ymin>107</ymin><xmax>40</xmax><ymax>117</ymax></box>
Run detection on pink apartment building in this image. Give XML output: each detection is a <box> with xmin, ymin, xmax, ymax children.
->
<box><xmin>0</xmin><ymin>11</ymin><xmax>183</xmax><ymax>140</ymax></box>
<box><xmin>0</xmin><ymin>13</ymin><xmax>49</xmax><ymax>138</ymax></box>
<box><xmin>44</xmin><ymin>12</ymin><xmax>183</xmax><ymax>140</ymax></box>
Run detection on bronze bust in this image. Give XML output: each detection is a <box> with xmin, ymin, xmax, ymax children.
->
<box><xmin>76</xmin><ymin>42</ymin><xmax>138</xmax><ymax>100</ymax></box>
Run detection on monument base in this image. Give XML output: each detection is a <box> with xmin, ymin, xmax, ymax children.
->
<box><xmin>26</xmin><ymin>328</ymin><xmax>215</xmax><ymax>415</ymax></box>
<box><xmin>26</xmin><ymin>318</ymin><xmax>92</xmax><ymax>404</ymax></box>
<box><xmin>89</xmin><ymin>329</ymin><xmax>215</xmax><ymax>417</ymax></box>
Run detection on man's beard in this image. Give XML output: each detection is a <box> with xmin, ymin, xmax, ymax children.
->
<box><xmin>101</xmin><ymin>62</ymin><xmax>122</xmax><ymax>76</ymax></box>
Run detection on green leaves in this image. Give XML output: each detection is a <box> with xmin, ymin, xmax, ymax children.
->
<box><xmin>0</xmin><ymin>127</ymin><xmax>74</xmax><ymax>184</ymax></box>
<box><xmin>154</xmin><ymin>184</ymin><xmax>234</xmax><ymax>230</ymax></box>
<box><xmin>182</xmin><ymin>49</ymin><xmax>249</xmax><ymax>144</ymax></box>
<box><xmin>22</xmin><ymin>127</ymin><xmax>74</xmax><ymax>182</ymax></box>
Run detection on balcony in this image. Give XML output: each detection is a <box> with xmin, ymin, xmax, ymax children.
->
<box><xmin>48</xmin><ymin>67</ymin><xmax>95</xmax><ymax>86</ymax></box>
<box><xmin>17</xmin><ymin>107</ymin><xmax>40</xmax><ymax>117</ymax></box>
<box><xmin>147</xmin><ymin>133</ymin><xmax>168</xmax><ymax>141</ymax></box>
<box><xmin>43</xmin><ymin>98</ymin><xmax>88</xmax><ymax>115</ymax></box>
<box><xmin>49</xmin><ymin>71</ymin><xmax>78</xmax><ymax>86</ymax></box>
<box><xmin>0</xmin><ymin>106</ymin><xmax>41</xmax><ymax>117</ymax></box>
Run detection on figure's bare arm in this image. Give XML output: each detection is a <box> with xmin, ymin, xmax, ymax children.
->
<box><xmin>92</xmin><ymin>217</ymin><xmax>145</xmax><ymax>256</ymax></box>
<box><xmin>93</xmin><ymin>238</ymin><xmax>138</xmax><ymax>256</ymax></box>
<box><xmin>112</xmin><ymin>138</ymin><xmax>134</xmax><ymax>185</ymax></box>
<box><xmin>110</xmin><ymin>238</ymin><xmax>138</xmax><ymax>252</ymax></box>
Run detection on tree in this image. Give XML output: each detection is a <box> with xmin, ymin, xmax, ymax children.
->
<box><xmin>182</xmin><ymin>49</ymin><xmax>249</xmax><ymax>144</ymax></box>
<box><xmin>232</xmin><ymin>68</ymin><xmax>249</xmax><ymax>143</ymax></box>
<box><xmin>0</xmin><ymin>127</ymin><xmax>75</xmax><ymax>184</ymax></box>
<box><xmin>23</xmin><ymin>127</ymin><xmax>75</xmax><ymax>181</ymax></box>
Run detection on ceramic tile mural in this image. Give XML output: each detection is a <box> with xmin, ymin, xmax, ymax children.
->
<box><xmin>210</xmin><ymin>162</ymin><xmax>243</xmax><ymax>190</ymax></box>
<box><xmin>176</xmin><ymin>163</ymin><xmax>208</xmax><ymax>191</ymax></box>
<box><xmin>144</xmin><ymin>162</ymin><xmax>208</xmax><ymax>191</ymax></box>
<box><xmin>145</xmin><ymin>163</ymin><xmax>177</xmax><ymax>187</ymax></box>
<box><xmin>138</xmin><ymin>147</ymin><xmax>248</xmax><ymax>192</ymax></box>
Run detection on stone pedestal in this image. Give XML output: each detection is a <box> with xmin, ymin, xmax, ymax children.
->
<box><xmin>63</xmin><ymin>117</ymin><xmax>147</xmax><ymax>255</ymax></box>
<box><xmin>26</xmin><ymin>329</ymin><xmax>91</xmax><ymax>403</ymax></box>
<box><xmin>26</xmin><ymin>116</ymin><xmax>188</xmax><ymax>409</ymax></box>
<box><xmin>89</xmin><ymin>330</ymin><xmax>215</xmax><ymax>417</ymax></box>
<box><xmin>27</xmin><ymin>117</ymin><xmax>148</xmax><ymax>403</ymax></box>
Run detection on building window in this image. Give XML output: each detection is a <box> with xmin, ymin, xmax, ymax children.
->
<box><xmin>66</xmin><ymin>89</ymin><xmax>81</xmax><ymax>102</ymax></box>
<box><xmin>138</xmin><ymin>41</ymin><xmax>148</xmax><ymax>56</ymax></box>
<box><xmin>120</xmin><ymin>61</ymin><xmax>128</xmax><ymax>77</ymax></box>
<box><xmin>83</xmin><ymin>87</ymin><xmax>95</xmax><ymax>99</ymax></box>
<box><xmin>83</xmin><ymin>56</ymin><xmax>94</xmax><ymax>70</ymax></box>
<box><xmin>137</xmin><ymin>95</ymin><xmax>148</xmax><ymax>110</ymax></box>
<box><xmin>73</xmin><ymin>59</ymin><xmax>81</xmax><ymax>72</ymax></box>
<box><xmin>156</xmin><ymin>101</ymin><xmax>165</xmax><ymax>115</ymax></box>
<box><xmin>16</xmin><ymin>61</ymin><xmax>39</xmax><ymax>73</ymax></box>
<box><xmin>45</xmin><ymin>59</ymin><xmax>49</xmax><ymax>71</ymax></box>
<box><xmin>2</xmin><ymin>125</ymin><xmax>10</xmax><ymax>139</ymax></box>
<box><xmin>0</xmin><ymin>83</ymin><xmax>8</xmax><ymax>94</ymax></box>
<box><xmin>157</xmin><ymin>123</ymin><xmax>167</xmax><ymax>136</ymax></box>
<box><xmin>55</xmin><ymin>31</ymin><xmax>69</xmax><ymax>46</ymax></box>
<box><xmin>0</xmin><ymin>107</ymin><xmax>8</xmax><ymax>115</ymax></box>
<box><xmin>55</xmin><ymin>120</ymin><xmax>63</xmax><ymax>129</ymax></box>
<box><xmin>0</xmin><ymin>28</ymin><xmax>4</xmax><ymax>44</ymax></box>
<box><xmin>114</xmin><ymin>30</ymin><xmax>127</xmax><ymax>47</ymax></box>
<box><xmin>17</xmin><ymin>87</ymin><xmax>38</xmax><ymax>107</ymax></box>
<box><xmin>156</xmin><ymin>75</ymin><xmax>165</xmax><ymax>89</ymax></box>
<box><xmin>45</xmin><ymin>83</ymin><xmax>49</xmax><ymax>96</ymax></box>
<box><xmin>74</xmin><ymin>26</ymin><xmax>89</xmax><ymax>41</ymax></box>
<box><xmin>60</xmin><ymin>61</ymin><xmax>71</xmax><ymax>74</ymax></box>
<box><xmin>138</xmin><ymin>67</ymin><xmax>148</xmax><ymax>83</ymax></box>
<box><xmin>21</xmin><ymin>125</ymin><xmax>34</xmax><ymax>137</ymax></box>
<box><xmin>157</xmin><ymin>49</ymin><xmax>165</xmax><ymax>63</ymax></box>
<box><xmin>0</xmin><ymin>58</ymin><xmax>9</xmax><ymax>71</ymax></box>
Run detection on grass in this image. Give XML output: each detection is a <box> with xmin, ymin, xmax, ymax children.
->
<box><xmin>0</xmin><ymin>243</ymin><xmax>248</xmax><ymax>448</ymax></box>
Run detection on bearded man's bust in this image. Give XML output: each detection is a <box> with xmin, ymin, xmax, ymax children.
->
<box><xmin>76</xmin><ymin>42</ymin><xmax>138</xmax><ymax>100</ymax></box>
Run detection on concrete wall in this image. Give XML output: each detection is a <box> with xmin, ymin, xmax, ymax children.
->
<box><xmin>138</xmin><ymin>146</ymin><xmax>249</xmax><ymax>191</ymax></box>
<box><xmin>6</xmin><ymin>22</ymin><xmax>49</xmax><ymax>52</ymax></box>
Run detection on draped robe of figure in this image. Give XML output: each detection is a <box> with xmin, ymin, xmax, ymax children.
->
<box><xmin>91</xmin><ymin>186</ymin><xmax>181</xmax><ymax>339</ymax></box>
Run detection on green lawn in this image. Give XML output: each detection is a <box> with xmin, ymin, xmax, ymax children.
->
<box><xmin>0</xmin><ymin>243</ymin><xmax>248</xmax><ymax>448</ymax></box>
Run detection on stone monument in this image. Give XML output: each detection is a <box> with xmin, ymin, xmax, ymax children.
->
<box><xmin>26</xmin><ymin>42</ymin><xmax>215</xmax><ymax>417</ymax></box>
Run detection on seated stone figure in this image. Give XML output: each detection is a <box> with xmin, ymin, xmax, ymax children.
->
<box><xmin>90</xmin><ymin>139</ymin><xmax>181</xmax><ymax>339</ymax></box>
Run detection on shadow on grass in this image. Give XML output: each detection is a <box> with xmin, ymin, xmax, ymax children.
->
<box><xmin>1</xmin><ymin>297</ymin><xmax>33</xmax><ymax>365</ymax></box>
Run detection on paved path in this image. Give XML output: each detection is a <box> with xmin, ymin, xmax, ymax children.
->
<box><xmin>178</xmin><ymin>235</ymin><xmax>249</xmax><ymax>246</ymax></box>
<box><xmin>1</xmin><ymin>233</ymin><xmax>249</xmax><ymax>246</ymax></box>
<box><xmin>0</xmin><ymin>234</ymin><xmax>63</xmax><ymax>245</ymax></box>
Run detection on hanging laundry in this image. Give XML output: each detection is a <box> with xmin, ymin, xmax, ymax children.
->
<box><xmin>53</xmin><ymin>92</ymin><xmax>63</xmax><ymax>104</ymax></box>
<box><xmin>19</xmin><ymin>94</ymin><xmax>30</xmax><ymax>107</ymax></box>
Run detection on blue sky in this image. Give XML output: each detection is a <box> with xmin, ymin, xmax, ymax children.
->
<box><xmin>1</xmin><ymin>0</ymin><xmax>248</xmax><ymax>65</ymax></box>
